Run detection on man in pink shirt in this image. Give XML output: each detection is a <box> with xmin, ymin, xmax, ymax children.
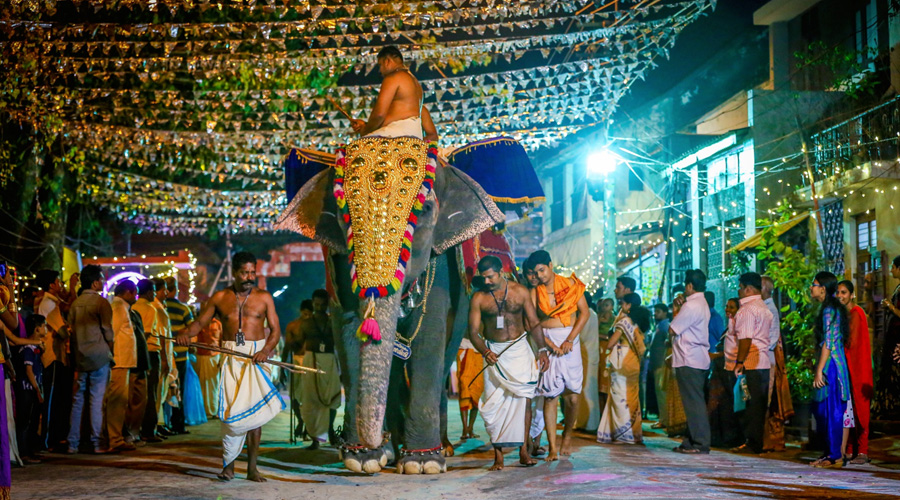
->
<box><xmin>731</xmin><ymin>272</ymin><xmax>773</xmax><ymax>454</ymax></box>
<box><xmin>669</xmin><ymin>269</ymin><xmax>711</xmax><ymax>454</ymax></box>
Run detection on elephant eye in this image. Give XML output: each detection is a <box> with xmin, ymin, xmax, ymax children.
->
<box><xmin>422</xmin><ymin>202</ymin><xmax>434</xmax><ymax>214</ymax></box>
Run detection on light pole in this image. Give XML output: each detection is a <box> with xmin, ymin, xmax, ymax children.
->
<box><xmin>586</xmin><ymin>149</ymin><xmax>618</xmax><ymax>299</ymax></box>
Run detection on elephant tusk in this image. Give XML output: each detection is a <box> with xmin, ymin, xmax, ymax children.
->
<box><xmin>447</xmin><ymin>211</ymin><xmax>463</xmax><ymax>219</ymax></box>
<box><xmin>321</xmin><ymin>211</ymin><xmax>336</xmax><ymax>218</ymax></box>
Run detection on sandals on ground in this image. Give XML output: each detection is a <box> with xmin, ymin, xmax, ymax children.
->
<box><xmin>810</xmin><ymin>457</ymin><xmax>843</xmax><ymax>468</ymax></box>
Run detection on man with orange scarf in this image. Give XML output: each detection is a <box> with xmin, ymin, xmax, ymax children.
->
<box><xmin>528</xmin><ymin>250</ymin><xmax>589</xmax><ymax>461</ymax></box>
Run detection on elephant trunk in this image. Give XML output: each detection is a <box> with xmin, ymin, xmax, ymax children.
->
<box><xmin>356</xmin><ymin>293</ymin><xmax>401</xmax><ymax>450</ymax></box>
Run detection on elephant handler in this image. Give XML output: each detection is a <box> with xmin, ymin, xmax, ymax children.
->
<box><xmin>350</xmin><ymin>45</ymin><xmax>439</xmax><ymax>142</ymax></box>
<box><xmin>529</xmin><ymin>250</ymin><xmax>589</xmax><ymax>462</ymax></box>
<box><xmin>176</xmin><ymin>251</ymin><xmax>285</xmax><ymax>482</ymax></box>
<box><xmin>468</xmin><ymin>256</ymin><xmax>550</xmax><ymax>471</ymax></box>
<box><xmin>297</xmin><ymin>289</ymin><xmax>341</xmax><ymax>450</ymax></box>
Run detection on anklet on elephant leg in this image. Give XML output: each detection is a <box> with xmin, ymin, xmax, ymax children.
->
<box><xmin>400</xmin><ymin>445</ymin><xmax>443</xmax><ymax>457</ymax></box>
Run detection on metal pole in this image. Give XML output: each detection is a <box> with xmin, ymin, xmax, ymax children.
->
<box><xmin>289</xmin><ymin>370</ymin><xmax>296</xmax><ymax>445</ymax></box>
<box><xmin>603</xmin><ymin>173</ymin><xmax>617</xmax><ymax>298</ymax></box>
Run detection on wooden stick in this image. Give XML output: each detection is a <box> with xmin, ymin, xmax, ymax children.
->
<box><xmin>327</xmin><ymin>96</ymin><xmax>354</xmax><ymax>121</ymax></box>
<box><xmin>155</xmin><ymin>335</ymin><xmax>324</xmax><ymax>374</ymax></box>
<box><xmin>467</xmin><ymin>333</ymin><xmax>529</xmax><ymax>387</ymax></box>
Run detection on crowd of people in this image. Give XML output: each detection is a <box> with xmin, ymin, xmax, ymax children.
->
<box><xmin>0</xmin><ymin>249</ymin><xmax>897</xmax><ymax>489</ymax></box>
<box><xmin>0</xmin><ymin>263</ymin><xmax>231</xmax><ymax>494</ymax></box>
<box><xmin>455</xmin><ymin>251</ymin><xmax>900</xmax><ymax>471</ymax></box>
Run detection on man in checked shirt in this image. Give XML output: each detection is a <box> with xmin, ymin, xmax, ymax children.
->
<box><xmin>730</xmin><ymin>272</ymin><xmax>774</xmax><ymax>454</ymax></box>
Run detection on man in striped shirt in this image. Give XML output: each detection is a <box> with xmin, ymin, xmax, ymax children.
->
<box><xmin>165</xmin><ymin>276</ymin><xmax>194</xmax><ymax>434</ymax></box>
<box><xmin>731</xmin><ymin>272</ymin><xmax>773</xmax><ymax>454</ymax></box>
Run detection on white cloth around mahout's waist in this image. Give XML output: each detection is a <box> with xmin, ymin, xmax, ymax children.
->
<box><xmin>364</xmin><ymin>116</ymin><xmax>423</xmax><ymax>139</ymax></box>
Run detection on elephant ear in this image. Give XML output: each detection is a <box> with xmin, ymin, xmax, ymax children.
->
<box><xmin>275</xmin><ymin>168</ymin><xmax>348</xmax><ymax>253</ymax></box>
<box><xmin>432</xmin><ymin>165</ymin><xmax>505</xmax><ymax>255</ymax></box>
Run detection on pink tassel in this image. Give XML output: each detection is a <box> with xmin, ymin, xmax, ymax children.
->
<box><xmin>360</xmin><ymin>318</ymin><xmax>381</xmax><ymax>345</ymax></box>
<box><xmin>356</xmin><ymin>299</ymin><xmax>382</xmax><ymax>345</ymax></box>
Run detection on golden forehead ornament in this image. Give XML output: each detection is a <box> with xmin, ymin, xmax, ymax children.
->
<box><xmin>344</xmin><ymin>137</ymin><xmax>429</xmax><ymax>290</ymax></box>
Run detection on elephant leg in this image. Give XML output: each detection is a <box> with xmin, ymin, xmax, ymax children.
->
<box><xmin>398</xmin><ymin>256</ymin><xmax>450</xmax><ymax>474</ymax></box>
<box><xmin>385</xmin><ymin>357</ymin><xmax>408</xmax><ymax>464</ymax></box>
<box><xmin>441</xmin><ymin>250</ymin><xmax>470</xmax><ymax>455</ymax></box>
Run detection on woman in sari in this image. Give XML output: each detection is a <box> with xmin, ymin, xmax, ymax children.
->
<box><xmin>597</xmin><ymin>293</ymin><xmax>649</xmax><ymax>444</ymax></box>
<box><xmin>597</xmin><ymin>298</ymin><xmax>615</xmax><ymax>408</ymax></box>
<box><xmin>876</xmin><ymin>256</ymin><xmax>900</xmax><ymax>419</ymax></box>
<box><xmin>810</xmin><ymin>272</ymin><xmax>851</xmax><ymax>468</ymax></box>
<box><xmin>708</xmin><ymin>298</ymin><xmax>743</xmax><ymax>448</ymax></box>
<box><xmin>836</xmin><ymin>280</ymin><xmax>873</xmax><ymax>464</ymax></box>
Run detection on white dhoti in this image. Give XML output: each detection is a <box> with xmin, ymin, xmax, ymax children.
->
<box><xmin>529</xmin><ymin>396</ymin><xmax>545</xmax><ymax>440</ymax></box>
<box><xmin>299</xmin><ymin>351</ymin><xmax>342</xmax><ymax>443</ymax></box>
<box><xmin>218</xmin><ymin>340</ymin><xmax>285</xmax><ymax>466</ymax></box>
<box><xmin>538</xmin><ymin>327</ymin><xmax>583</xmax><ymax>398</ymax></box>
<box><xmin>364</xmin><ymin>116</ymin><xmax>423</xmax><ymax>139</ymax></box>
<box><xmin>481</xmin><ymin>334</ymin><xmax>538</xmax><ymax>448</ymax></box>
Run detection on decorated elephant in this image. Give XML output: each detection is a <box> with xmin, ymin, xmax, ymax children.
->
<box><xmin>277</xmin><ymin>137</ymin><xmax>542</xmax><ymax>474</ymax></box>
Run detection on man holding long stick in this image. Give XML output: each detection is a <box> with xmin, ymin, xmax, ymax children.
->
<box><xmin>176</xmin><ymin>251</ymin><xmax>285</xmax><ymax>482</ymax></box>
<box><xmin>468</xmin><ymin>256</ymin><xmax>550</xmax><ymax>471</ymax></box>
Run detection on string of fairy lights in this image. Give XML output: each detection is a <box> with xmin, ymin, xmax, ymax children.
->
<box><xmin>10</xmin><ymin>250</ymin><xmax>198</xmax><ymax>303</ymax></box>
<box><xmin>548</xmin><ymin>112</ymin><xmax>900</xmax><ymax>294</ymax></box>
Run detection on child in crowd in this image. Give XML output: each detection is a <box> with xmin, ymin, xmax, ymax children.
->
<box><xmin>15</xmin><ymin>314</ymin><xmax>47</xmax><ymax>464</ymax></box>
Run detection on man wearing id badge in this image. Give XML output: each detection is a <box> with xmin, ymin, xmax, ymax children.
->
<box><xmin>468</xmin><ymin>256</ymin><xmax>551</xmax><ymax>471</ymax></box>
<box><xmin>297</xmin><ymin>289</ymin><xmax>342</xmax><ymax>449</ymax></box>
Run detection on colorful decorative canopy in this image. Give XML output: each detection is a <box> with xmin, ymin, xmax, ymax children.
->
<box><xmin>1</xmin><ymin>0</ymin><xmax>714</xmax><ymax>234</ymax></box>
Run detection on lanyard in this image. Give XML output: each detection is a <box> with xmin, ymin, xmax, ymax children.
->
<box><xmin>232</xmin><ymin>286</ymin><xmax>249</xmax><ymax>346</ymax></box>
<box><xmin>489</xmin><ymin>279</ymin><xmax>508</xmax><ymax>315</ymax></box>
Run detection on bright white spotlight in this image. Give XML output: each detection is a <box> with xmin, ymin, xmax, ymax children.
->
<box><xmin>586</xmin><ymin>150</ymin><xmax>618</xmax><ymax>177</ymax></box>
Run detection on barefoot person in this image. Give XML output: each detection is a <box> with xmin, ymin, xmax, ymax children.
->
<box><xmin>468</xmin><ymin>257</ymin><xmax>550</xmax><ymax>471</ymax></box>
<box><xmin>349</xmin><ymin>46</ymin><xmax>438</xmax><ymax>142</ymax></box>
<box><xmin>176</xmin><ymin>252</ymin><xmax>285</xmax><ymax>482</ymax></box>
<box><xmin>456</xmin><ymin>335</ymin><xmax>484</xmax><ymax>441</ymax></box>
<box><xmin>529</xmin><ymin>250</ymin><xmax>589</xmax><ymax>461</ymax></box>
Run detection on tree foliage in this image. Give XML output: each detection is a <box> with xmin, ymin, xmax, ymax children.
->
<box><xmin>734</xmin><ymin>208</ymin><xmax>823</xmax><ymax>402</ymax></box>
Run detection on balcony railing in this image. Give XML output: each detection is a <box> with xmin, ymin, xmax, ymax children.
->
<box><xmin>808</xmin><ymin>96</ymin><xmax>900</xmax><ymax>186</ymax></box>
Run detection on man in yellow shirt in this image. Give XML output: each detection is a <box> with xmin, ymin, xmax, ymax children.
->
<box><xmin>132</xmin><ymin>279</ymin><xmax>163</xmax><ymax>442</ymax></box>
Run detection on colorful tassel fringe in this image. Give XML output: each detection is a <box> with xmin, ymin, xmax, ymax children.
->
<box><xmin>356</xmin><ymin>298</ymin><xmax>381</xmax><ymax>345</ymax></box>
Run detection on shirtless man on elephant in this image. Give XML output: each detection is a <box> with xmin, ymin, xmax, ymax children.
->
<box><xmin>350</xmin><ymin>45</ymin><xmax>439</xmax><ymax>143</ymax></box>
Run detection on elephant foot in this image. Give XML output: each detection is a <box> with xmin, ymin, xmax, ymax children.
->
<box><xmin>339</xmin><ymin>444</ymin><xmax>388</xmax><ymax>474</ymax></box>
<box><xmin>397</xmin><ymin>446</ymin><xmax>446</xmax><ymax>474</ymax></box>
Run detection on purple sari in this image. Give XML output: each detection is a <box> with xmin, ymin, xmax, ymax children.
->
<box><xmin>0</xmin><ymin>364</ymin><xmax>10</xmax><ymax>499</ymax></box>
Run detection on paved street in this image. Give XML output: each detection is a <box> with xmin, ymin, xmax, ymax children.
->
<box><xmin>12</xmin><ymin>399</ymin><xmax>900</xmax><ymax>500</ymax></box>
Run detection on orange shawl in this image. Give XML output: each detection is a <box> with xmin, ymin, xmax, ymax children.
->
<box><xmin>536</xmin><ymin>273</ymin><xmax>585</xmax><ymax>327</ymax></box>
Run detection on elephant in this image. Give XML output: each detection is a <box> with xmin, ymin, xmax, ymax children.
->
<box><xmin>278</xmin><ymin>137</ymin><xmax>506</xmax><ymax>474</ymax></box>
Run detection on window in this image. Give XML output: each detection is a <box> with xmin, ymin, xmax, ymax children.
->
<box><xmin>856</xmin><ymin>212</ymin><xmax>878</xmax><ymax>273</ymax></box>
<box><xmin>628</xmin><ymin>165</ymin><xmax>644</xmax><ymax>191</ymax></box>
<box><xmin>857</xmin><ymin>218</ymin><xmax>876</xmax><ymax>250</ymax></box>
<box><xmin>571</xmin><ymin>165</ymin><xmax>587</xmax><ymax>222</ymax></box>
<box><xmin>550</xmin><ymin>169</ymin><xmax>565</xmax><ymax>232</ymax></box>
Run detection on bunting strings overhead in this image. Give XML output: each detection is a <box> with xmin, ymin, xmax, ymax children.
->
<box><xmin>2</xmin><ymin>0</ymin><xmax>714</xmax><ymax>235</ymax></box>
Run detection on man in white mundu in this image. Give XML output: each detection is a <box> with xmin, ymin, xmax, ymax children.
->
<box><xmin>467</xmin><ymin>257</ymin><xmax>550</xmax><ymax>471</ymax></box>
<box><xmin>529</xmin><ymin>250</ymin><xmax>589</xmax><ymax>461</ymax></box>
<box><xmin>177</xmin><ymin>252</ymin><xmax>285</xmax><ymax>482</ymax></box>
